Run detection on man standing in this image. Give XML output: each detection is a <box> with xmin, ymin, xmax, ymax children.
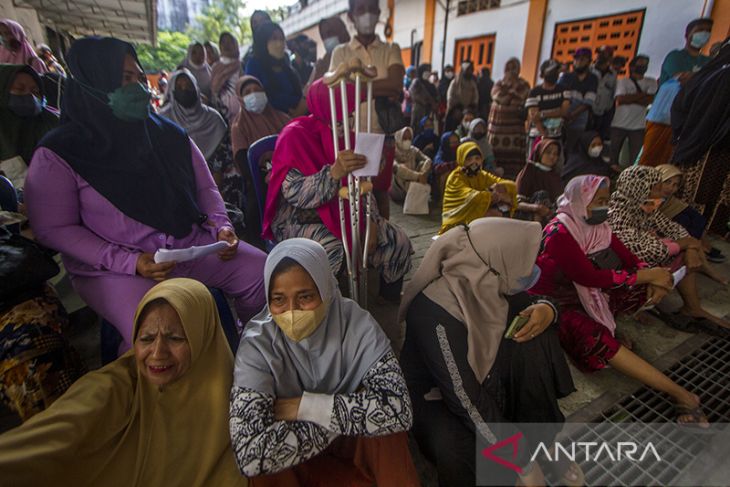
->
<box><xmin>330</xmin><ymin>0</ymin><xmax>406</xmax><ymax>219</ymax></box>
<box><xmin>590</xmin><ymin>46</ymin><xmax>617</xmax><ymax>142</ymax></box>
<box><xmin>476</xmin><ymin>67</ymin><xmax>494</xmax><ymax>121</ymax></box>
<box><xmin>525</xmin><ymin>59</ymin><xmax>570</xmax><ymax>148</ymax></box>
<box><xmin>610</xmin><ymin>55</ymin><xmax>657</xmax><ymax>169</ymax></box>
<box><xmin>640</xmin><ymin>18</ymin><xmax>713</xmax><ymax>166</ymax></box>
<box><xmin>557</xmin><ymin>47</ymin><xmax>598</xmax><ymax>154</ymax></box>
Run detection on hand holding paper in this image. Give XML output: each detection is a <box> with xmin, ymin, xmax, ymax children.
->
<box><xmin>154</xmin><ymin>241</ymin><xmax>231</xmax><ymax>264</ymax></box>
<box><xmin>353</xmin><ymin>132</ymin><xmax>385</xmax><ymax>177</ymax></box>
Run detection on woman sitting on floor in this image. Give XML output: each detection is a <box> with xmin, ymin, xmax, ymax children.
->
<box><xmin>399</xmin><ymin>218</ymin><xmax>581</xmax><ymax>487</ymax></box>
<box><xmin>460</xmin><ymin>117</ymin><xmax>498</xmax><ymax>174</ymax></box>
<box><xmin>230</xmin><ymin>238</ymin><xmax>420</xmax><ymax>487</ymax></box>
<box><xmin>531</xmin><ymin>175</ymin><xmax>709</xmax><ymax>429</ymax></box>
<box><xmin>609</xmin><ymin>166</ymin><xmax>730</xmax><ymax>336</ymax></box>
<box><xmin>514</xmin><ymin>138</ymin><xmax>563</xmax><ymax>224</ymax></box>
<box><xmin>0</xmin><ymin>279</ymin><xmax>247</xmax><ymax>486</ymax></box>
<box><xmin>561</xmin><ymin>131</ymin><xmax>610</xmax><ymax>183</ymax></box>
<box><xmin>390</xmin><ymin>126</ymin><xmax>432</xmax><ymax>204</ymax></box>
<box><xmin>439</xmin><ymin>141</ymin><xmax>516</xmax><ymax>234</ymax></box>
<box><xmin>412</xmin><ymin>114</ymin><xmax>438</xmax><ymax>155</ymax></box>
<box><xmin>432</xmin><ymin>130</ymin><xmax>460</xmax><ymax>198</ymax></box>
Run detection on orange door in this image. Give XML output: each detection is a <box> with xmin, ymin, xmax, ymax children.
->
<box><xmin>454</xmin><ymin>34</ymin><xmax>496</xmax><ymax>74</ymax></box>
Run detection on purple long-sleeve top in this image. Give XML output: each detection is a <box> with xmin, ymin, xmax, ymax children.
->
<box><xmin>25</xmin><ymin>140</ymin><xmax>233</xmax><ymax>278</ymax></box>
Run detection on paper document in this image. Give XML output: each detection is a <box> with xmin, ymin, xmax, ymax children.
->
<box><xmin>672</xmin><ymin>266</ymin><xmax>687</xmax><ymax>287</ymax></box>
<box><xmin>154</xmin><ymin>241</ymin><xmax>230</xmax><ymax>264</ymax></box>
<box><xmin>353</xmin><ymin>132</ymin><xmax>385</xmax><ymax>177</ymax></box>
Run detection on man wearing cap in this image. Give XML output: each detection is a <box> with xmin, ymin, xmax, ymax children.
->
<box><xmin>525</xmin><ymin>59</ymin><xmax>571</xmax><ymax>148</ymax></box>
<box><xmin>590</xmin><ymin>46</ymin><xmax>617</xmax><ymax>142</ymax></box>
<box><xmin>557</xmin><ymin>47</ymin><xmax>599</xmax><ymax>154</ymax></box>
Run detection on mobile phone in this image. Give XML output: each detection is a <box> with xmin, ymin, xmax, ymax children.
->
<box><xmin>505</xmin><ymin>315</ymin><xmax>529</xmax><ymax>339</ymax></box>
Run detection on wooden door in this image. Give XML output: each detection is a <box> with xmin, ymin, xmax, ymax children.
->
<box><xmin>454</xmin><ymin>34</ymin><xmax>495</xmax><ymax>74</ymax></box>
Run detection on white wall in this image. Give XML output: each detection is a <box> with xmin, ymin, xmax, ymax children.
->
<box><xmin>539</xmin><ymin>0</ymin><xmax>707</xmax><ymax>79</ymax></box>
<box><xmin>432</xmin><ymin>0</ymin><xmax>530</xmax><ymax>76</ymax></box>
<box><xmin>392</xmin><ymin>0</ymin><xmax>426</xmax><ymax>52</ymax></box>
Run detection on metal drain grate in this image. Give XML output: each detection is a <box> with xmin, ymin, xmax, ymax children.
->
<box><xmin>556</xmin><ymin>337</ymin><xmax>730</xmax><ymax>486</ymax></box>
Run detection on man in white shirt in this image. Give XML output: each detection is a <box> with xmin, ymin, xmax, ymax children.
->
<box><xmin>590</xmin><ymin>46</ymin><xmax>617</xmax><ymax>142</ymax></box>
<box><xmin>610</xmin><ymin>55</ymin><xmax>657</xmax><ymax>168</ymax></box>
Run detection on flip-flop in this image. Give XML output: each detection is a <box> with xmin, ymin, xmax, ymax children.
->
<box><xmin>690</xmin><ymin>317</ymin><xmax>730</xmax><ymax>339</ymax></box>
<box><xmin>675</xmin><ymin>404</ymin><xmax>714</xmax><ymax>435</ymax></box>
<box><xmin>539</xmin><ymin>453</ymin><xmax>585</xmax><ymax>486</ymax></box>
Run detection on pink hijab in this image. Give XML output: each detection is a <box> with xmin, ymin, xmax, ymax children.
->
<box><xmin>0</xmin><ymin>19</ymin><xmax>46</xmax><ymax>73</ymax></box>
<box><xmin>556</xmin><ymin>175</ymin><xmax>617</xmax><ymax>335</ymax></box>
<box><xmin>262</xmin><ymin>78</ymin><xmax>358</xmax><ymax>243</ymax></box>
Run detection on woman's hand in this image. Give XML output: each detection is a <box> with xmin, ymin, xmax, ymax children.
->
<box><xmin>331</xmin><ymin>150</ymin><xmax>367</xmax><ymax>180</ymax></box>
<box><xmin>417</xmin><ymin>173</ymin><xmax>429</xmax><ymax>184</ymax></box>
<box><xmin>676</xmin><ymin>236</ymin><xmax>701</xmax><ymax>251</ymax></box>
<box><xmin>516</xmin><ymin>462</ymin><xmax>546</xmax><ymax>487</ymax></box>
<box><xmin>217</xmin><ymin>228</ymin><xmax>239</xmax><ymax>261</ymax></box>
<box><xmin>274</xmin><ymin>397</ymin><xmax>302</xmax><ymax>421</ymax></box>
<box><xmin>646</xmin><ymin>284</ymin><xmax>670</xmax><ymax>305</ymax></box>
<box><xmin>512</xmin><ymin>303</ymin><xmax>555</xmax><ymax>343</ymax></box>
<box><xmin>636</xmin><ymin>268</ymin><xmax>673</xmax><ymax>289</ymax></box>
<box><xmin>489</xmin><ymin>184</ymin><xmax>511</xmax><ymax>205</ymax></box>
<box><xmin>685</xmin><ymin>247</ymin><xmax>702</xmax><ymax>270</ymax></box>
<box><xmin>136</xmin><ymin>253</ymin><xmax>175</xmax><ymax>281</ymax></box>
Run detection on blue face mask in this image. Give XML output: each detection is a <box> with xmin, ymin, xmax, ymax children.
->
<box><xmin>107</xmin><ymin>82</ymin><xmax>151</xmax><ymax>122</ymax></box>
<box><xmin>508</xmin><ymin>265</ymin><xmax>542</xmax><ymax>295</ymax></box>
<box><xmin>690</xmin><ymin>31</ymin><xmax>711</xmax><ymax>49</ymax></box>
<box><xmin>8</xmin><ymin>93</ymin><xmax>45</xmax><ymax>118</ymax></box>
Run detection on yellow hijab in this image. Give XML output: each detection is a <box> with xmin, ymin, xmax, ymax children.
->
<box><xmin>440</xmin><ymin>141</ymin><xmax>517</xmax><ymax>234</ymax></box>
<box><xmin>0</xmin><ymin>278</ymin><xmax>247</xmax><ymax>487</ymax></box>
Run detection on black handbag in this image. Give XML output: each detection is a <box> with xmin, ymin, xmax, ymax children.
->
<box><xmin>588</xmin><ymin>247</ymin><xmax>623</xmax><ymax>271</ymax></box>
<box><xmin>375</xmin><ymin>96</ymin><xmax>407</xmax><ymax>135</ymax></box>
<box><xmin>0</xmin><ymin>232</ymin><xmax>59</xmax><ymax>300</ymax></box>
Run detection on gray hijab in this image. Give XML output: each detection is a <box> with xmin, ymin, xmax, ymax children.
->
<box><xmin>159</xmin><ymin>69</ymin><xmax>227</xmax><ymax>160</ymax></box>
<box><xmin>233</xmin><ymin>238</ymin><xmax>392</xmax><ymax>397</ymax></box>
<box><xmin>180</xmin><ymin>42</ymin><xmax>212</xmax><ymax>99</ymax></box>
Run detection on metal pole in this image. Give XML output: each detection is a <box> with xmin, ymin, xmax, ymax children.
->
<box><xmin>440</xmin><ymin>0</ymin><xmax>451</xmax><ymax>73</ymax></box>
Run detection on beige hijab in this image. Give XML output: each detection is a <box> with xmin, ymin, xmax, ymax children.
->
<box><xmin>398</xmin><ymin>218</ymin><xmax>542</xmax><ymax>383</ymax></box>
<box><xmin>656</xmin><ymin>163</ymin><xmax>688</xmax><ymax>219</ymax></box>
<box><xmin>0</xmin><ymin>278</ymin><xmax>246</xmax><ymax>487</ymax></box>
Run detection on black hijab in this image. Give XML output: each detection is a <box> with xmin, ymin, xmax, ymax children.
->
<box><xmin>252</xmin><ymin>22</ymin><xmax>303</xmax><ymax>100</ymax></box>
<box><xmin>561</xmin><ymin>131</ymin><xmax>609</xmax><ymax>182</ymax></box>
<box><xmin>39</xmin><ymin>37</ymin><xmax>204</xmax><ymax>239</ymax></box>
<box><xmin>413</xmin><ymin>63</ymin><xmax>438</xmax><ymax>99</ymax></box>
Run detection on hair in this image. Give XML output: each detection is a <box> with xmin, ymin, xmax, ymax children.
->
<box><xmin>539</xmin><ymin>59</ymin><xmax>559</xmax><ymax>76</ymax></box>
<box><xmin>466</xmin><ymin>148</ymin><xmax>482</xmax><ymax>160</ymax></box>
<box><xmin>444</xmin><ymin>64</ymin><xmax>454</xmax><ymax>72</ymax></box>
<box><xmin>685</xmin><ymin>18</ymin><xmax>713</xmax><ymax>37</ymax></box>
<box><xmin>629</xmin><ymin>54</ymin><xmax>649</xmax><ymax>67</ymax></box>
<box><xmin>462</xmin><ymin>107</ymin><xmax>476</xmax><ymax>118</ymax></box>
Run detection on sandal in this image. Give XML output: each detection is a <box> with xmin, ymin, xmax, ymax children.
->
<box><xmin>675</xmin><ymin>404</ymin><xmax>713</xmax><ymax>434</ymax></box>
<box><xmin>648</xmin><ymin>309</ymin><xmax>699</xmax><ymax>333</ymax></box>
<box><xmin>539</xmin><ymin>453</ymin><xmax>585</xmax><ymax>487</ymax></box>
<box><xmin>690</xmin><ymin>317</ymin><xmax>730</xmax><ymax>339</ymax></box>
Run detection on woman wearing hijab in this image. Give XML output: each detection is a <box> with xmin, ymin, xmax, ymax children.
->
<box><xmin>245</xmin><ymin>22</ymin><xmax>306</xmax><ymax>117</ymax></box>
<box><xmin>180</xmin><ymin>41</ymin><xmax>213</xmax><ymax>101</ymax></box>
<box><xmin>608</xmin><ymin>166</ymin><xmax>730</xmax><ymax>335</ymax></box>
<box><xmin>0</xmin><ymin>19</ymin><xmax>46</xmax><ymax>73</ymax></box>
<box><xmin>160</xmin><ymin>69</ymin><xmax>244</xmax><ymax>233</ymax></box>
<box><xmin>514</xmin><ymin>138</ymin><xmax>563</xmax><ymax>223</ymax></box>
<box><xmin>399</xmin><ymin>218</ymin><xmax>578</xmax><ymax>487</ymax></box>
<box><xmin>24</xmin><ymin>37</ymin><xmax>266</xmax><ymax>353</ymax></box>
<box><xmin>204</xmin><ymin>41</ymin><xmax>220</xmax><ymax>66</ymax></box>
<box><xmin>409</xmin><ymin>63</ymin><xmax>439</xmax><ymax>131</ymax></box>
<box><xmin>440</xmin><ymin>141</ymin><xmax>516</xmax><ymax>234</ymax></box>
<box><xmin>211</xmin><ymin>32</ymin><xmax>243</xmax><ymax>123</ymax></box>
<box><xmin>561</xmin><ymin>130</ymin><xmax>609</xmax><ymax>183</ymax></box>
<box><xmin>390</xmin><ymin>126</ymin><xmax>432</xmax><ymax>204</ymax></box>
<box><xmin>0</xmin><ymin>279</ymin><xmax>248</xmax><ymax>486</ymax></box>
<box><xmin>487</xmin><ymin>57</ymin><xmax>531</xmax><ymax>178</ymax></box>
<box><xmin>231</xmin><ymin>75</ymin><xmax>290</xmax><ymax>247</ymax></box>
<box><xmin>262</xmin><ymin>79</ymin><xmax>412</xmax><ymax>301</ymax></box>
<box><xmin>402</xmin><ymin>65</ymin><xmax>416</xmax><ymax>120</ymax></box>
<box><xmin>412</xmin><ymin>114</ymin><xmax>439</xmax><ymax>156</ymax></box>
<box><xmin>531</xmin><ymin>175</ymin><xmax>709</xmax><ymax>428</ymax></box>
<box><xmin>230</xmin><ymin>239</ymin><xmax>420</xmax><ymax>486</ymax></box>
<box><xmin>432</xmin><ymin>131</ymin><xmax>459</xmax><ymax>198</ymax></box>
<box><xmin>460</xmin><ymin>118</ymin><xmax>497</xmax><ymax>173</ymax></box>
<box><xmin>446</xmin><ymin>60</ymin><xmax>478</xmax><ymax>113</ymax></box>
<box><xmin>0</xmin><ymin>64</ymin><xmax>58</xmax><ymax>187</ymax></box>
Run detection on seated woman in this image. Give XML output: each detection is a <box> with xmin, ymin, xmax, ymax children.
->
<box><xmin>561</xmin><ymin>131</ymin><xmax>609</xmax><ymax>183</ymax></box>
<box><xmin>399</xmin><ymin>218</ymin><xmax>580</xmax><ymax>487</ymax></box>
<box><xmin>460</xmin><ymin>118</ymin><xmax>498</xmax><ymax>174</ymax></box>
<box><xmin>1</xmin><ymin>64</ymin><xmax>58</xmax><ymax>190</ymax></box>
<box><xmin>532</xmin><ymin>175</ymin><xmax>709</xmax><ymax>428</ymax></box>
<box><xmin>439</xmin><ymin>141</ymin><xmax>516</xmax><ymax>235</ymax></box>
<box><xmin>231</xmin><ymin>75</ymin><xmax>290</xmax><ymax>248</ymax></box>
<box><xmin>160</xmin><ymin>69</ymin><xmax>244</xmax><ymax>233</ymax></box>
<box><xmin>230</xmin><ymin>238</ymin><xmax>420</xmax><ymax>486</ymax></box>
<box><xmin>515</xmin><ymin>138</ymin><xmax>563</xmax><ymax>224</ymax></box>
<box><xmin>245</xmin><ymin>22</ymin><xmax>306</xmax><ymax>118</ymax></box>
<box><xmin>432</xmin><ymin>131</ymin><xmax>459</xmax><ymax>198</ymax></box>
<box><xmin>0</xmin><ymin>279</ymin><xmax>247</xmax><ymax>486</ymax></box>
<box><xmin>609</xmin><ymin>166</ymin><xmax>730</xmax><ymax>335</ymax></box>
<box><xmin>262</xmin><ymin>79</ymin><xmax>412</xmax><ymax>301</ymax></box>
<box><xmin>24</xmin><ymin>37</ymin><xmax>266</xmax><ymax>353</ymax></box>
<box><xmin>180</xmin><ymin>41</ymin><xmax>213</xmax><ymax>101</ymax></box>
<box><xmin>211</xmin><ymin>32</ymin><xmax>243</xmax><ymax>123</ymax></box>
<box><xmin>0</xmin><ymin>19</ymin><xmax>46</xmax><ymax>73</ymax></box>
<box><xmin>390</xmin><ymin>126</ymin><xmax>432</xmax><ymax>204</ymax></box>
<box><xmin>412</xmin><ymin>114</ymin><xmax>438</xmax><ymax>155</ymax></box>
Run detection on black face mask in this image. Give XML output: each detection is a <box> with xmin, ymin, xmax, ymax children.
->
<box><xmin>543</xmin><ymin>72</ymin><xmax>559</xmax><ymax>84</ymax></box>
<box><xmin>574</xmin><ymin>64</ymin><xmax>588</xmax><ymax>74</ymax></box>
<box><xmin>8</xmin><ymin>93</ymin><xmax>43</xmax><ymax>118</ymax></box>
<box><xmin>174</xmin><ymin>89</ymin><xmax>197</xmax><ymax>108</ymax></box>
<box><xmin>473</xmin><ymin>132</ymin><xmax>486</xmax><ymax>140</ymax></box>
<box><xmin>584</xmin><ymin>206</ymin><xmax>609</xmax><ymax>225</ymax></box>
<box><xmin>632</xmin><ymin>65</ymin><xmax>648</xmax><ymax>76</ymax></box>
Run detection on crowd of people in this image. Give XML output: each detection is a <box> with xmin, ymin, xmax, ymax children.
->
<box><xmin>1</xmin><ymin>2</ymin><xmax>729</xmax><ymax>485</ymax></box>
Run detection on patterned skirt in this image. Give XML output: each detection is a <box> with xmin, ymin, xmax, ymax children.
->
<box><xmin>488</xmin><ymin>103</ymin><xmax>527</xmax><ymax>179</ymax></box>
<box><xmin>679</xmin><ymin>146</ymin><xmax>730</xmax><ymax>235</ymax></box>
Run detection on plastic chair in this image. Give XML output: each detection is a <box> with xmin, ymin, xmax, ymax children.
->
<box><xmin>246</xmin><ymin>135</ymin><xmax>278</xmax><ymax>252</ymax></box>
<box><xmin>0</xmin><ymin>175</ymin><xmax>20</xmax><ymax>234</ymax></box>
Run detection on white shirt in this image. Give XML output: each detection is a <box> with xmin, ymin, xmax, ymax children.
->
<box><xmin>591</xmin><ymin>67</ymin><xmax>617</xmax><ymax>115</ymax></box>
<box><xmin>611</xmin><ymin>77</ymin><xmax>658</xmax><ymax>131</ymax></box>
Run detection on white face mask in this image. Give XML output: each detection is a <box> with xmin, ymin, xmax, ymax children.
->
<box><xmin>323</xmin><ymin>36</ymin><xmax>340</xmax><ymax>53</ymax></box>
<box><xmin>533</xmin><ymin>161</ymin><xmax>553</xmax><ymax>172</ymax></box>
<box><xmin>397</xmin><ymin>139</ymin><xmax>412</xmax><ymax>151</ymax></box>
<box><xmin>445</xmin><ymin>71</ymin><xmax>454</xmax><ymax>79</ymax></box>
<box><xmin>421</xmin><ymin>72</ymin><xmax>430</xmax><ymax>81</ymax></box>
<box><xmin>243</xmin><ymin>91</ymin><xmax>268</xmax><ymax>114</ymax></box>
<box><xmin>354</xmin><ymin>13</ymin><xmax>378</xmax><ymax>36</ymax></box>
<box><xmin>219</xmin><ymin>56</ymin><xmax>236</xmax><ymax>64</ymax></box>
<box><xmin>588</xmin><ymin>145</ymin><xmax>603</xmax><ymax>158</ymax></box>
<box><xmin>188</xmin><ymin>60</ymin><xmax>205</xmax><ymax>70</ymax></box>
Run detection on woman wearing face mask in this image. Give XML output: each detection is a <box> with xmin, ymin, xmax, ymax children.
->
<box><xmin>400</xmin><ymin>218</ymin><xmax>579</xmax><ymax>487</ymax></box>
<box><xmin>446</xmin><ymin>60</ymin><xmax>478</xmax><ymax>114</ymax></box>
<box><xmin>180</xmin><ymin>41</ymin><xmax>213</xmax><ymax>101</ymax></box>
<box><xmin>561</xmin><ymin>131</ymin><xmax>609</xmax><ymax>183</ymax></box>
<box><xmin>0</xmin><ymin>19</ymin><xmax>46</xmax><ymax>73</ymax></box>
<box><xmin>24</xmin><ymin>37</ymin><xmax>267</xmax><ymax>354</ymax></box>
<box><xmin>245</xmin><ymin>22</ymin><xmax>306</xmax><ymax>118</ymax></box>
<box><xmin>609</xmin><ymin>166</ymin><xmax>730</xmax><ymax>336</ymax></box>
<box><xmin>408</xmin><ymin>63</ymin><xmax>439</xmax><ymax>131</ymax></box>
<box><xmin>211</xmin><ymin>32</ymin><xmax>243</xmax><ymax>123</ymax></box>
<box><xmin>204</xmin><ymin>41</ymin><xmax>220</xmax><ymax>66</ymax></box>
<box><xmin>487</xmin><ymin>57</ymin><xmax>531</xmax><ymax>179</ymax></box>
<box><xmin>308</xmin><ymin>16</ymin><xmax>350</xmax><ymax>85</ymax></box>
<box><xmin>432</xmin><ymin>131</ymin><xmax>459</xmax><ymax>199</ymax></box>
<box><xmin>390</xmin><ymin>127</ymin><xmax>432</xmax><ymax>204</ymax></box>
<box><xmin>515</xmin><ymin>139</ymin><xmax>563</xmax><ymax>224</ymax></box>
<box><xmin>0</xmin><ymin>64</ymin><xmax>58</xmax><ymax>188</ymax></box>
<box><xmin>439</xmin><ymin>141</ymin><xmax>516</xmax><ymax>235</ymax></box>
<box><xmin>412</xmin><ymin>114</ymin><xmax>439</xmax><ymax>156</ymax></box>
<box><xmin>0</xmin><ymin>279</ymin><xmax>249</xmax><ymax>486</ymax></box>
<box><xmin>461</xmin><ymin>118</ymin><xmax>497</xmax><ymax>173</ymax></box>
<box><xmin>231</xmin><ymin>75</ymin><xmax>290</xmax><ymax>248</ymax></box>
<box><xmin>230</xmin><ymin>238</ymin><xmax>420</xmax><ymax>486</ymax></box>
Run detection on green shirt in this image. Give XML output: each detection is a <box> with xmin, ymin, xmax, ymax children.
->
<box><xmin>658</xmin><ymin>48</ymin><xmax>710</xmax><ymax>86</ymax></box>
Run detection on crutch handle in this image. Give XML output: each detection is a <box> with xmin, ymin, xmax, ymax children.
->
<box><xmin>323</xmin><ymin>59</ymin><xmax>378</xmax><ymax>86</ymax></box>
<box><xmin>338</xmin><ymin>181</ymin><xmax>373</xmax><ymax>199</ymax></box>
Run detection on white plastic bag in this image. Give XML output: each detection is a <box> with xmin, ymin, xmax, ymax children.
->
<box><xmin>403</xmin><ymin>181</ymin><xmax>430</xmax><ymax>215</ymax></box>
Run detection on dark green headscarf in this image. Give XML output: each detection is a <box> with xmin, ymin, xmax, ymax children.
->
<box><xmin>0</xmin><ymin>64</ymin><xmax>58</xmax><ymax>162</ymax></box>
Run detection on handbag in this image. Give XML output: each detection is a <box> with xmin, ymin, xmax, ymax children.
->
<box><xmin>403</xmin><ymin>182</ymin><xmax>431</xmax><ymax>215</ymax></box>
<box><xmin>587</xmin><ymin>247</ymin><xmax>623</xmax><ymax>271</ymax></box>
<box><xmin>0</xmin><ymin>232</ymin><xmax>59</xmax><ymax>300</ymax></box>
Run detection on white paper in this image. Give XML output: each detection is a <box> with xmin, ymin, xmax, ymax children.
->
<box><xmin>672</xmin><ymin>266</ymin><xmax>687</xmax><ymax>287</ymax></box>
<box><xmin>0</xmin><ymin>156</ymin><xmax>28</xmax><ymax>189</ymax></box>
<box><xmin>352</xmin><ymin>132</ymin><xmax>385</xmax><ymax>177</ymax></box>
<box><xmin>154</xmin><ymin>241</ymin><xmax>231</xmax><ymax>264</ymax></box>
